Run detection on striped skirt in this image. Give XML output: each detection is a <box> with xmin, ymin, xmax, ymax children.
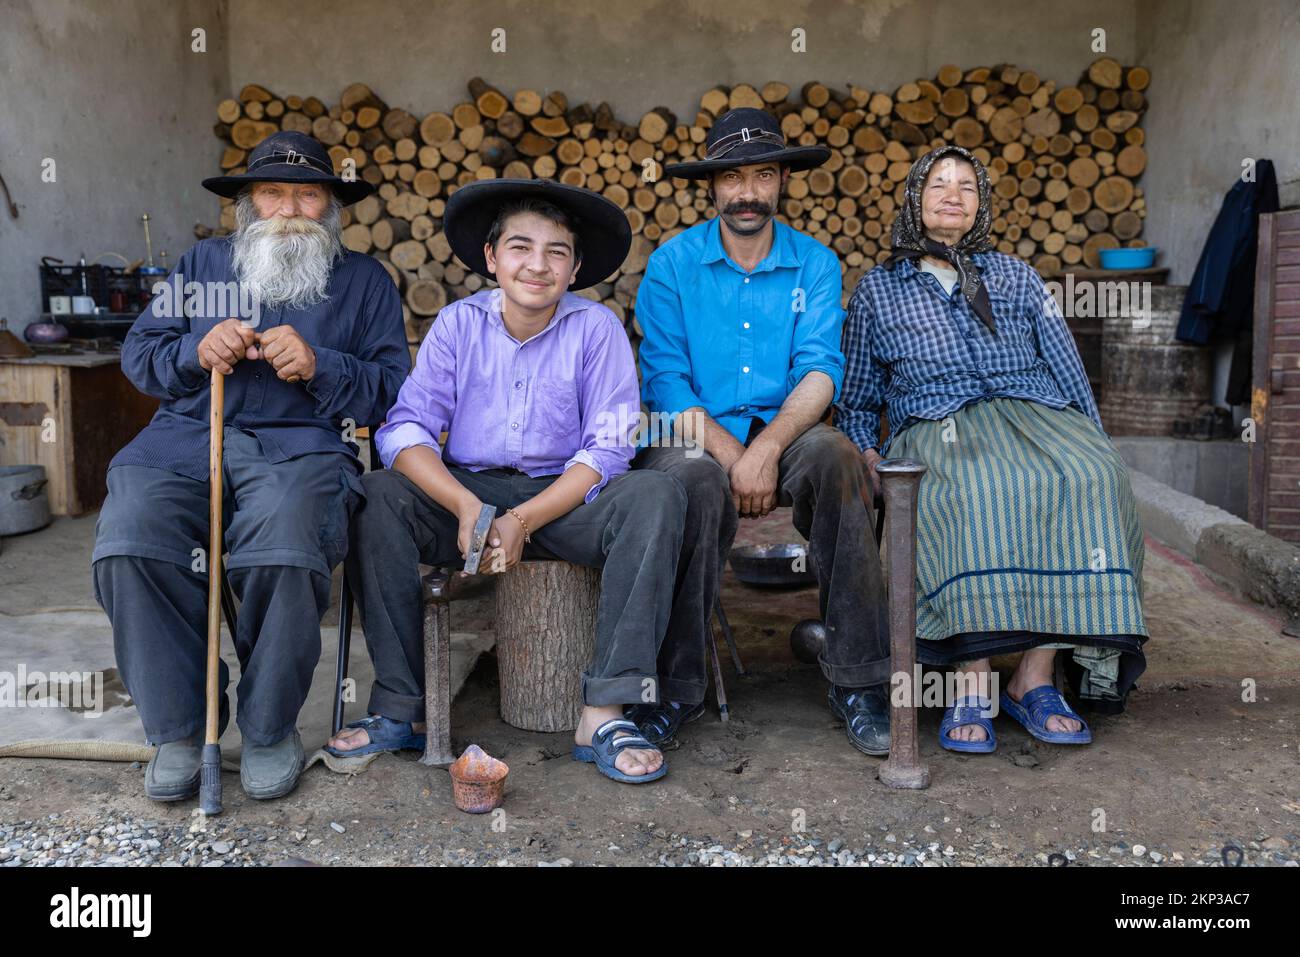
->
<box><xmin>889</xmin><ymin>398</ymin><xmax>1148</xmax><ymax>700</ymax></box>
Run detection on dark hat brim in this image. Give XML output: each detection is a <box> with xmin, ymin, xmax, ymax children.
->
<box><xmin>664</xmin><ymin>145</ymin><xmax>832</xmax><ymax>180</ymax></box>
<box><xmin>444</xmin><ymin>179</ymin><xmax>631</xmax><ymax>290</ymax></box>
<box><xmin>201</xmin><ymin>169</ymin><xmax>374</xmax><ymax>205</ymax></box>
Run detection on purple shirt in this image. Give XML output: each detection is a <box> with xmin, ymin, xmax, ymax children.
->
<box><xmin>376</xmin><ymin>288</ymin><xmax>640</xmax><ymax>502</ymax></box>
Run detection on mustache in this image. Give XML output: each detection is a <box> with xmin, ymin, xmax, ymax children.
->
<box><xmin>722</xmin><ymin>200</ymin><xmax>773</xmax><ymax>217</ymax></box>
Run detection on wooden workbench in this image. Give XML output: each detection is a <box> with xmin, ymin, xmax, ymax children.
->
<box><xmin>0</xmin><ymin>351</ymin><xmax>157</xmax><ymax>516</ymax></box>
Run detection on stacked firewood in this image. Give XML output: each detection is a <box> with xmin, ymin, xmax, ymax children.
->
<box><xmin>207</xmin><ymin>57</ymin><xmax>1149</xmax><ymax>352</ymax></box>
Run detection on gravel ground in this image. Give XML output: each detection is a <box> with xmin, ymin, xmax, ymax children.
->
<box><xmin>3</xmin><ymin>801</ymin><xmax>1296</xmax><ymax>867</ymax></box>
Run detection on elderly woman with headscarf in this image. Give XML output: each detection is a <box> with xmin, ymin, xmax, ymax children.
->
<box><xmin>835</xmin><ymin>145</ymin><xmax>1147</xmax><ymax>754</ymax></box>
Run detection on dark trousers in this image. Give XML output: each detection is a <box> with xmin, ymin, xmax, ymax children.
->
<box><xmin>347</xmin><ymin>466</ymin><xmax>686</xmax><ymax>723</ymax></box>
<box><xmin>91</xmin><ymin>428</ymin><xmax>362</xmax><ymax>746</ymax></box>
<box><xmin>634</xmin><ymin>422</ymin><xmax>890</xmax><ymax>705</ymax></box>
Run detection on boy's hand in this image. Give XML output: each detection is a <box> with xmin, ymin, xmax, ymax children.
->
<box><xmin>483</xmin><ymin>515</ymin><xmax>525</xmax><ymax>575</ymax></box>
<box><xmin>455</xmin><ymin>499</ymin><xmax>491</xmax><ymax>563</ymax></box>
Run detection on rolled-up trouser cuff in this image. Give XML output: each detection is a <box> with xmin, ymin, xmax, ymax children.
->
<box><xmin>582</xmin><ymin>672</ymin><xmax>659</xmax><ymax>708</ymax></box>
<box><xmin>819</xmin><ymin>653</ymin><xmax>893</xmax><ymax>690</ymax></box>
<box><xmin>658</xmin><ymin>676</ymin><xmax>708</xmax><ymax>709</ymax></box>
<box><xmin>367</xmin><ymin>685</ymin><xmax>426</xmax><ymax>726</ymax></box>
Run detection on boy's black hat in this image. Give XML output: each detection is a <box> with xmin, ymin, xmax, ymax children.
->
<box><xmin>444</xmin><ymin>179</ymin><xmax>631</xmax><ymax>290</ymax></box>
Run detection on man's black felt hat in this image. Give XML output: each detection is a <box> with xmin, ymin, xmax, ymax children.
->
<box><xmin>201</xmin><ymin>131</ymin><xmax>374</xmax><ymax>205</ymax></box>
<box><xmin>663</xmin><ymin>107</ymin><xmax>831</xmax><ymax>180</ymax></box>
<box><xmin>444</xmin><ymin>178</ymin><xmax>631</xmax><ymax>290</ymax></box>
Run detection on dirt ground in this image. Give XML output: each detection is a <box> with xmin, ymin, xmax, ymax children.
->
<box><xmin>1</xmin><ymin>510</ymin><xmax>1298</xmax><ymax>867</ymax></box>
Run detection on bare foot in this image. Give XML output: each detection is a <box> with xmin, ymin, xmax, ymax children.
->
<box><xmin>326</xmin><ymin>715</ymin><xmax>426</xmax><ymax>753</ymax></box>
<box><xmin>574</xmin><ymin>705</ymin><xmax>662</xmax><ymax>776</ymax></box>
<box><xmin>946</xmin><ymin>659</ymin><xmax>993</xmax><ymax>743</ymax></box>
<box><xmin>1006</xmin><ymin>648</ymin><xmax>1082</xmax><ymax>734</ymax></box>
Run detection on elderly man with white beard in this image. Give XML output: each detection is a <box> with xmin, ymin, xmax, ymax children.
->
<box><xmin>92</xmin><ymin>132</ymin><xmax>410</xmax><ymax>802</ymax></box>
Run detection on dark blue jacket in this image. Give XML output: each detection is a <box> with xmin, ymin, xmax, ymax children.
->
<box><xmin>110</xmin><ymin>237</ymin><xmax>411</xmax><ymax>481</ymax></box>
<box><xmin>1176</xmin><ymin>159</ymin><xmax>1279</xmax><ymax>345</ymax></box>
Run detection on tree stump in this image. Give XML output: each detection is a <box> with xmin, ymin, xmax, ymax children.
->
<box><xmin>494</xmin><ymin>560</ymin><xmax>599</xmax><ymax>732</ymax></box>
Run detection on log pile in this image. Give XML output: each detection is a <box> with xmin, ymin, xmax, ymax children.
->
<box><xmin>205</xmin><ymin>58</ymin><xmax>1149</xmax><ymax>354</ymax></box>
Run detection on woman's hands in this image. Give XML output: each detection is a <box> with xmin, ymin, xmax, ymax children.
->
<box><xmin>862</xmin><ymin>447</ymin><xmax>883</xmax><ymax>499</ymax></box>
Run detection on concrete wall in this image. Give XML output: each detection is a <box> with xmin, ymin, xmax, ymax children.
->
<box><xmin>225</xmin><ymin>0</ymin><xmax>1138</xmax><ymax>125</ymax></box>
<box><xmin>0</xmin><ymin>0</ymin><xmax>230</xmax><ymax>334</ymax></box>
<box><xmin>1113</xmin><ymin>437</ymin><xmax>1248</xmax><ymax>519</ymax></box>
<box><xmin>1136</xmin><ymin>0</ymin><xmax>1300</xmax><ymax>285</ymax></box>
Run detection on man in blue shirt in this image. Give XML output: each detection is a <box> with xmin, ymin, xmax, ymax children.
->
<box><xmin>631</xmin><ymin>109</ymin><xmax>892</xmax><ymax>756</ymax></box>
<box><xmin>91</xmin><ymin>133</ymin><xmax>409</xmax><ymax>803</ymax></box>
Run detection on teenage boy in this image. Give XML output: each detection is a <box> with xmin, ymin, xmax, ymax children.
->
<box><xmin>327</xmin><ymin>180</ymin><xmax>685</xmax><ymax>784</ymax></box>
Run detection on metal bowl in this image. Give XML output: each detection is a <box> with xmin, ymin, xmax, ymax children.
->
<box><xmin>728</xmin><ymin>543</ymin><xmax>817</xmax><ymax>588</ymax></box>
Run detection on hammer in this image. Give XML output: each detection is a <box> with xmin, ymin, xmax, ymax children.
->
<box><xmin>876</xmin><ymin>458</ymin><xmax>930</xmax><ymax>790</ymax></box>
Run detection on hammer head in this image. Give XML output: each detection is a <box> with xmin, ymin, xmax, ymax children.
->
<box><xmin>461</xmin><ymin>503</ymin><xmax>497</xmax><ymax>575</ymax></box>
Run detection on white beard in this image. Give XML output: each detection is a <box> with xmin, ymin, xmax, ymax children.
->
<box><xmin>230</xmin><ymin>193</ymin><xmax>344</xmax><ymax>309</ymax></box>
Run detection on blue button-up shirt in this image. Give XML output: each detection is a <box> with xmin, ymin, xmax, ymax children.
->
<box><xmin>110</xmin><ymin>236</ymin><xmax>411</xmax><ymax>481</ymax></box>
<box><xmin>637</xmin><ymin>216</ymin><xmax>846</xmax><ymax>444</ymax></box>
<box><xmin>835</xmin><ymin>253</ymin><xmax>1101</xmax><ymax>454</ymax></box>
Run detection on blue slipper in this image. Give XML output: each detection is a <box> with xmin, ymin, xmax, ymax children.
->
<box><xmin>323</xmin><ymin>714</ymin><xmax>425</xmax><ymax>758</ymax></box>
<box><xmin>940</xmin><ymin>695</ymin><xmax>997</xmax><ymax>753</ymax></box>
<box><xmin>572</xmin><ymin>718</ymin><xmax>667</xmax><ymax>784</ymax></box>
<box><xmin>1000</xmin><ymin>685</ymin><xmax>1092</xmax><ymax>745</ymax></box>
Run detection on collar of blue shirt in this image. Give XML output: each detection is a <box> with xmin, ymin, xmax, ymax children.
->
<box><xmin>698</xmin><ymin>216</ymin><xmax>803</xmax><ymax>273</ymax></box>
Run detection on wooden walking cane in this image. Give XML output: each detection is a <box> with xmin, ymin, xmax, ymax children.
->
<box><xmin>876</xmin><ymin>458</ymin><xmax>930</xmax><ymax>790</ymax></box>
<box><xmin>200</xmin><ymin>366</ymin><xmax>226</xmax><ymax>815</ymax></box>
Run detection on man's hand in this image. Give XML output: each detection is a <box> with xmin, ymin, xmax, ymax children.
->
<box><xmin>862</xmin><ymin>448</ymin><xmax>883</xmax><ymax>500</ymax></box>
<box><xmin>197</xmin><ymin>319</ymin><xmax>258</xmax><ymax>375</ymax></box>
<box><xmin>729</xmin><ymin>440</ymin><xmax>781</xmax><ymax>517</ymax></box>
<box><xmin>254</xmin><ymin>325</ymin><xmax>316</xmax><ymax>382</ymax></box>
<box><xmin>483</xmin><ymin>515</ymin><xmax>525</xmax><ymax>575</ymax></box>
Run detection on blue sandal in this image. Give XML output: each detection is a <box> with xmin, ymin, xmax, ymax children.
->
<box><xmin>1000</xmin><ymin>685</ymin><xmax>1092</xmax><ymax>745</ymax></box>
<box><xmin>323</xmin><ymin>714</ymin><xmax>426</xmax><ymax>758</ymax></box>
<box><xmin>940</xmin><ymin>695</ymin><xmax>997</xmax><ymax>753</ymax></box>
<box><xmin>572</xmin><ymin>719</ymin><xmax>667</xmax><ymax>784</ymax></box>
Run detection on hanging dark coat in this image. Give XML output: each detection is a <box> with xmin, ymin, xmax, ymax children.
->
<box><xmin>1175</xmin><ymin>159</ymin><xmax>1279</xmax><ymax>405</ymax></box>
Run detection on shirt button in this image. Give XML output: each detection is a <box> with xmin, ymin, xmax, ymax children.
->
<box><xmin>743</xmin><ymin>277</ymin><xmax>750</xmax><ymax>284</ymax></box>
<box><xmin>742</xmin><ymin>366</ymin><xmax>750</xmax><ymax>373</ymax></box>
<box><xmin>743</xmin><ymin>322</ymin><xmax>751</xmax><ymax>329</ymax></box>
<box><xmin>514</xmin><ymin>380</ymin><xmax>523</xmax><ymax>389</ymax></box>
<box><xmin>511</xmin><ymin>423</ymin><xmax>519</xmax><ymax>430</ymax></box>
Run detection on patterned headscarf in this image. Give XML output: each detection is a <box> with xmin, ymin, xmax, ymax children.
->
<box><xmin>885</xmin><ymin>145</ymin><xmax>996</xmax><ymax>333</ymax></box>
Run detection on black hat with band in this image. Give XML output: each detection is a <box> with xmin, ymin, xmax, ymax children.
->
<box><xmin>663</xmin><ymin>107</ymin><xmax>831</xmax><ymax>179</ymax></box>
<box><xmin>444</xmin><ymin>178</ymin><xmax>631</xmax><ymax>290</ymax></box>
<box><xmin>201</xmin><ymin>131</ymin><xmax>374</xmax><ymax>205</ymax></box>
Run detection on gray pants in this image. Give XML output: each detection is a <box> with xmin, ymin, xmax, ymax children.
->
<box><xmin>634</xmin><ymin>422</ymin><xmax>891</xmax><ymax>705</ymax></box>
<box><xmin>91</xmin><ymin>427</ymin><xmax>362</xmax><ymax>746</ymax></box>
<box><xmin>346</xmin><ymin>466</ymin><xmax>686</xmax><ymax>722</ymax></box>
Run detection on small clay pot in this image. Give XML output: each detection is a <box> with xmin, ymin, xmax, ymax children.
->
<box><xmin>448</xmin><ymin>744</ymin><xmax>509</xmax><ymax>814</ymax></box>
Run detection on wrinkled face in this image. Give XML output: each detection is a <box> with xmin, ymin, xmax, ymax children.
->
<box><xmin>483</xmin><ymin>211</ymin><xmax>580</xmax><ymax>311</ymax></box>
<box><xmin>920</xmin><ymin>156</ymin><xmax>979</xmax><ymax>242</ymax></box>
<box><xmin>711</xmin><ymin>162</ymin><xmax>788</xmax><ymax>237</ymax></box>
<box><xmin>248</xmin><ymin>181</ymin><xmax>331</xmax><ymax>222</ymax></box>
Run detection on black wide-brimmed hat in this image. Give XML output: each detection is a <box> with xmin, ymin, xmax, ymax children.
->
<box><xmin>201</xmin><ymin>131</ymin><xmax>374</xmax><ymax>205</ymax></box>
<box><xmin>444</xmin><ymin>179</ymin><xmax>631</xmax><ymax>290</ymax></box>
<box><xmin>664</xmin><ymin>107</ymin><xmax>832</xmax><ymax>180</ymax></box>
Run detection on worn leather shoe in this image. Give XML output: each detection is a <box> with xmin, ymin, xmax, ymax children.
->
<box><xmin>827</xmin><ymin>684</ymin><xmax>891</xmax><ymax>756</ymax></box>
<box><xmin>240</xmin><ymin>729</ymin><xmax>305</xmax><ymax>800</ymax></box>
<box><xmin>145</xmin><ymin>734</ymin><xmax>203</xmax><ymax>802</ymax></box>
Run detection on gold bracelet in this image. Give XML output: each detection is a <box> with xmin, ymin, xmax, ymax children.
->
<box><xmin>506</xmin><ymin>506</ymin><xmax>531</xmax><ymax>543</ymax></box>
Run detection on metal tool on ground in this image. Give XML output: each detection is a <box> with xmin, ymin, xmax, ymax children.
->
<box><xmin>876</xmin><ymin>457</ymin><xmax>930</xmax><ymax>790</ymax></box>
<box><xmin>461</xmin><ymin>502</ymin><xmax>496</xmax><ymax>575</ymax></box>
<box><xmin>200</xmin><ymin>366</ymin><xmax>226</xmax><ymax>815</ymax></box>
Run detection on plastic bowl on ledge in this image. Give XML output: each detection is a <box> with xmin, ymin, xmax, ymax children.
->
<box><xmin>1098</xmin><ymin>247</ymin><xmax>1157</xmax><ymax>270</ymax></box>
